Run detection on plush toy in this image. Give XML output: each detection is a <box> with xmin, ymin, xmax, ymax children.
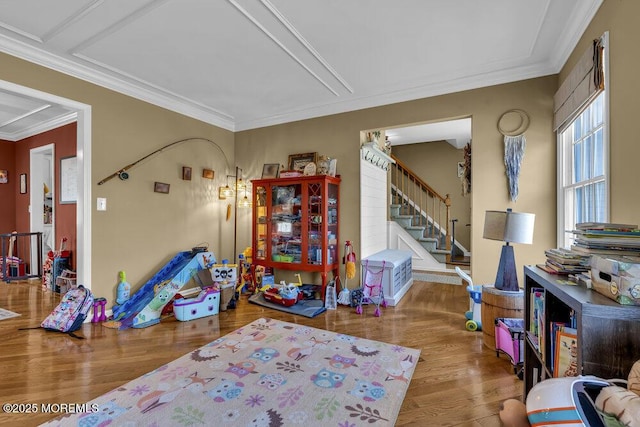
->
<box><xmin>595</xmin><ymin>360</ymin><xmax>640</xmax><ymax>427</ymax></box>
<box><xmin>500</xmin><ymin>360</ymin><xmax>640</xmax><ymax>427</ymax></box>
<box><xmin>499</xmin><ymin>399</ymin><xmax>530</xmax><ymax>427</ymax></box>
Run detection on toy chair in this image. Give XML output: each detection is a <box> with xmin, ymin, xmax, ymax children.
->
<box><xmin>355</xmin><ymin>260</ymin><xmax>386</xmax><ymax>317</ymax></box>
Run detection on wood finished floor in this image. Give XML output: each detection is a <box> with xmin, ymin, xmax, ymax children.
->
<box><xmin>0</xmin><ymin>279</ymin><xmax>521</xmax><ymax>426</ymax></box>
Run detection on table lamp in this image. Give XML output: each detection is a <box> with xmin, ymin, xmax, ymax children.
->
<box><xmin>483</xmin><ymin>209</ymin><xmax>535</xmax><ymax>291</ymax></box>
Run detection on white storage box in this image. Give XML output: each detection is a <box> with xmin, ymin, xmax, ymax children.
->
<box><xmin>361</xmin><ymin>249</ymin><xmax>413</xmax><ymax>306</ymax></box>
<box><xmin>591</xmin><ymin>255</ymin><xmax>640</xmax><ymax>305</ymax></box>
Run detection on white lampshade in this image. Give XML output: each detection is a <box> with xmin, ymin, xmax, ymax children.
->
<box><xmin>483</xmin><ymin>210</ymin><xmax>535</xmax><ymax>244</ymax></box>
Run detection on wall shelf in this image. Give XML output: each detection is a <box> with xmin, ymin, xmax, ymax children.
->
<box><xmin>361</xmin><ymin>142</ymin><xmax>395</xmax><ymax>170</ymax></box>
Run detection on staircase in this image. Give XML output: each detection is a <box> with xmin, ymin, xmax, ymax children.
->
<box><xmin>389</xmin><ymin>203</ymin><xmax>451</xmax><ymax>263</ymax></box>
<box><xmin>389</xmin><ymin>154</ymin><xmax>454</xmax><ymax>264</ymax></box>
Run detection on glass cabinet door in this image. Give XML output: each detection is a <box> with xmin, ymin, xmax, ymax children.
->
<box><xmin>270</xmin><ymin>183</ymin><xmax>302</xmax><ymax>264</ymax></box>
<box><xmin>327</xmin><ymin>182</ymin><xmax>339</xmax><ymax>264</ymax></box>
<box><xmin>254</xmin><ymin>185</ymin><xmax>267</xmax><ymax>261</ymax></box>
<box><xmin>306</xmin><ymin>181</ymin><xmax>338</xmax><ymax>265</ymax></box>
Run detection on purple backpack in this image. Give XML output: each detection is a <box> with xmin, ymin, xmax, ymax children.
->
<box><xmin>41</xmin><ymin>285</ymin><xmax>93</xmax><ymax>337</ymax></box>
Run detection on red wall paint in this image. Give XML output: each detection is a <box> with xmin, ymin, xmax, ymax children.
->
<box><xmin>14</xmin><ymin>123</ymin><xmax>77</xmax><ymax>269</ymax></box>
<box><xmin>0</xmin><ymin>140</ymin><xmax>17</xmax><ymax>234</ymax></box>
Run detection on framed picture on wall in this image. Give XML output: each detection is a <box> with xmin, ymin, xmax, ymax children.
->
<box><xmin>0</xmin><ymin>170</ymin><xmax>7</xmax><ymax>184</ymax></box>
<box><xmin>20</xmin><ymin>174</ymin><xmax>27</xmax><ymax>194</ymax></box>
<box><xmin>182</xmin><ymin>166</ymin><xmax>192</xmax><ymax>180</ymax></box>
<box><xmin>60</xmin><ymin>156</ymin><xmax>77</xmax><ymax>204</ymax></box>
<box><xmin>154</xmin><ymin>182</ymin><xmax>170</xmax><ymax>194</ymax></box>
<box><xmin>202</xmin><ymin>168</ymin><xmax>214</xmax><ymax>179</ymax></box>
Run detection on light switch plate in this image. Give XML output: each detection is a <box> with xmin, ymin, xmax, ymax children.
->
<box><xmin>97</xmin><ymin>197</ymin><xmax>107</xmax><ymax>211</ymax></box>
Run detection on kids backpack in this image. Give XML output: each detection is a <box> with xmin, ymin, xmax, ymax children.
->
<box><xmin>40</xmin><ymin>285</ymin><xmax>94</xmax><ymax>338</ymax></box>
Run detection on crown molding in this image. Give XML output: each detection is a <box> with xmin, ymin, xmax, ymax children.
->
<box><xmin>0</xmin><ymin>34</ymin><xmax>236</xmax><ymax>131</ymax></box>
<box><xmin>0</xmin><ymin>111</ymin><xmax>77</xmax><ymax>141</ymax></box>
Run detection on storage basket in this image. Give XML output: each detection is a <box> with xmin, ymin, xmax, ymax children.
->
<box><xmin>56</xmin><ymin>269</ymin><xmax>77</xmax><ymax>294</ymax></box>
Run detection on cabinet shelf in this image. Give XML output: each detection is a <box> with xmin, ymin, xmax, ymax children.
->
<box><xmin>523</xmin><ymin>265</ymin><xmax>640</xmax><ymax>398</ymax></box>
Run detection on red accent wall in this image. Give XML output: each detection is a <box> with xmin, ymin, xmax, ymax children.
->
<box><xmin>0</xmin><ymin>140</ymin><xmax>17</xmax><ymax>234</ymax></box>
<box><xmin>14</xmin><ymin>123</ymin><xmax>77</xmax><ymax>269</ymax></box>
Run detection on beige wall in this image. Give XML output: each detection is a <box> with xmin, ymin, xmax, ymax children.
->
<box><xmin>560</xmin><ymin>1</ymin><xmax>640</xmax><ymax>226</ymax></box>
<box><xmin>392</xmin><ymin>141</ymin><xmax>471</xmax><ymax>250</ymax></box>
<box><xmin>0</xmin><ymin>53</ymin><xmax>234</xmax><ymax>306</ymax></box>
<box><xmin>0</xmin><ymin>54</ymin><xmax>558</xmax><ymax>297</ymax></box>
<box><xmin>236</xmin><ymin>76</ymin><xmax>558</xmax><ymax>286</ymax></box>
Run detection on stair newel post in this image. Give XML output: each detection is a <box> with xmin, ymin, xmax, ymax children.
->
<box><xmin>444</xmin><ymin>194</ymin><xmax>451</xmax><ymax>263</ymax></box>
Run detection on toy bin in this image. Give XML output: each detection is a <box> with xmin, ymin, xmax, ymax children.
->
<box><xmin>173</xmin><ymin>288</ymin><xmax>220</xmax><ymax>321</ymax></box>
<box><xmin>494</xmin><ymin>317</ymin><xmax>525</xmax><ymax>375</ymax></box>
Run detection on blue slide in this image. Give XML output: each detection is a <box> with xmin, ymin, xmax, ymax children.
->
<box><xmin>111</xmin><ymin>250</ymin><xmax>215</xmax><ymax>330</ymax></box>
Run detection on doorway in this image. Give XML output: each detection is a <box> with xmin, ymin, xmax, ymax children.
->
<box><xmin>29</xmin><ymin>144</ymin><xmax>55</xmax><ymax>262</ymax></box>
<box><xmin>360</xmin><ymin>118</ymin><xmax>472</xmax><ymax>271</ymax></box>
<box><xmin>0</xmin><ymin>79</ymin><xmax>92</xmax><ymax>288</ymax></box>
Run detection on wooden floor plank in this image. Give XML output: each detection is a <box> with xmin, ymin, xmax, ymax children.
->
<box><xmin>0</xmin><ymin>279</ymin><xmax>521</xmax><ymax>426</ymax></box>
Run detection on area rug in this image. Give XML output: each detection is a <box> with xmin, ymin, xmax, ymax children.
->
<box><xmin>0</xmin><ymin>308</ymin><xmax>20</xmax><ymax>321</ymax></box>
<box><xmin>248</xmin><ymin>292</ymin><xmax>327</xmax><ymax>318</ymax></box>
<box><xmin>42</xmin><ymin>317</ymin><xmax>420</xmax><ymax>426</ymax></box>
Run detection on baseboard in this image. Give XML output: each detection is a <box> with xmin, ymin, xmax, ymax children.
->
<box><xmin>413</xmin><ymin>271</ymin><xmax>462</xmax><ymax>285</ymax></box>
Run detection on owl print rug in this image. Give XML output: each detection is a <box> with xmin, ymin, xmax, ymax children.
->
<box><xmin>41</xmin><ymin>317</ymin><xmax>420</xmax><ymax>426</ymax></box>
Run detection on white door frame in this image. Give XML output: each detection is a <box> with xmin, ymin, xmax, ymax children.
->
<box><xmin>29</xmin><ymin>143</ymin><xmax>55</xmax><ymax>269</ymax></box>
<box><xmin>1</xmin><ymin>80</ymin><xmax>92</xmax><ymax>288</ymax></box>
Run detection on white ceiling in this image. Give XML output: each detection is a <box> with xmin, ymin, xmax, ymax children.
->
<box><xmin>0</xmin><ymin>0</ymin><xmax>602</xmax><ymax>142</ymax></box>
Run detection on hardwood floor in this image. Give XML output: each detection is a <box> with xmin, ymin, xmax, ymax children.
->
<box><xmin>0</xmin><ymin>279</ymin><xmax>521</xmax><ymax>426</ymax></box>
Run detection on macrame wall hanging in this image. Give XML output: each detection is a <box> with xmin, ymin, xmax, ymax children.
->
<box><xmin>498</xmin><ymin>109</ymin><xmax>530</xmax><ymax>201</ymax></box>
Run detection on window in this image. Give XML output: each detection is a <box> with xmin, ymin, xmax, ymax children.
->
<box><xmin>558</xmin><ymin>92</ymin><xmax>607</xmax><ymax>248</ymax></box>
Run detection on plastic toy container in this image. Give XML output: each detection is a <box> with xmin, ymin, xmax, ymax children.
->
<box><xmin>495</xmin><ymin>317</ymin><xmax>525</xmax><ymax>374</ymax></box>
<box><xmin>174</xmin><ymin>288</ymin><xmax>220</xmax><ymax>321</ymax></box>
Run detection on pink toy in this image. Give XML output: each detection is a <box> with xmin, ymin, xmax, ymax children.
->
<box><xmin>495</xmin><ymin>317</ymin><xmax>524</xmax><ymax>377</ymax></box>
<box><xmin>355</xmin><ymin>260</ymin><xmax>387</xmax><ymax>317</ymax></box>
<box><xmin>92</xmin><ymin>298</ymin><xmax>107</xmax><ymax>323</ymax></box>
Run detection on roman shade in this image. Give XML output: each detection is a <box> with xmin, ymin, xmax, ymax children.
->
<box><xmin>553</xmin><ymin>34</ymin><xmax>605</xmax><ymax>131</ymax></box>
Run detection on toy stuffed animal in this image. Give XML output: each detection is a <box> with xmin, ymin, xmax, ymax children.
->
<box><xmin>500</xmin><ymin>360</ymin><xmax>640</xmax><ymax>427</ymax></box>
<box><xmin>595</xmin><ymin>360</ymin><xmax>640</xmax><ymax>427</ymax></box>
<box><xmin>499</xmin><ymin>399</ymin><xmax>530</xmax><ymax>427</ymax></box>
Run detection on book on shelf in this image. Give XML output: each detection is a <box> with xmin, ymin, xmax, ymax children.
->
<box><xmin>544</xmin><ymin>248</ymin><xmax>588</xmax><ymax>264</ymax></box>
<box><xmin>529</xmin><ymin>287</ymin><xmax>545</xmax><ymax>361</ymax></box>
<box><xmin>553</xmin><ymin>328</ymin><xmax>578</xmax><ymax>378</ymax></box>
<box><xmin>570</xmin><ymin>244</ymin><xmax>640</xmax><ymax>256</ymax></box>
<box><xmin>537</xmin><ymin>261</ymin><xmax>588</xmax><ymax>275</ymax></box>
<box><xmin>576</xmin><ymin>222</ymin><xmax>638</xmax><ymax>231</ymax></box>
<box><xmin>536</xmin><ymin>263</ymin><xmax>564</xmax><ymax>274</ymax></box>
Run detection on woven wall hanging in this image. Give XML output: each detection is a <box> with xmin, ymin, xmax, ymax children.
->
<box><xmin>498</xmin><ymin>109</ymin><xmax>530</xmax><ymax>201</ymax></box>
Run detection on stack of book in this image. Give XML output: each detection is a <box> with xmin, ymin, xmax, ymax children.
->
<box><xmin>537</xmin><ymin>248</ymin><xmax>590</xmax><ymax>275</ymax></box>
<box><xmin>571</xmin><ymin>222</ymin><xmax>640</xmax><ymax>257</ymax></box>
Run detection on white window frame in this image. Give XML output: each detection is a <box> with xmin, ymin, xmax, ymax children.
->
<box><xmin>556</xmin><ymin>32</ymin><xmax>610</xmax><ymax>249</ymax></box>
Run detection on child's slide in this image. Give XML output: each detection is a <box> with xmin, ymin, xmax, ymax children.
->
<box><xmin>106</xmin><ymin>250</ymin><xmax>215</xmax><ymax>330</ymax></box>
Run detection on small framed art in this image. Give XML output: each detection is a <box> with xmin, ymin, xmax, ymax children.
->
<box><xmin>182</xmin><ymin>166</ymin><xmax>192</xmax><ymax>181</ymax></box>
<box><xmin>154</xmin><ymin>182</ymin><xmax>170</xmax><ymax>194</ymax></box>
<box><xmin>202</xmin><ymin>168</ymin><xmax>214</xmax><ymax>179</ymax></box>
<box><xmin>261</xmin><ymin>163</ymin><xmax>280</xmax><ymax>179</ymax></box>
<box><xmin>20</xmin><ymin>173</ymin><xmax>27</xmax><ymax>194</ymax></box>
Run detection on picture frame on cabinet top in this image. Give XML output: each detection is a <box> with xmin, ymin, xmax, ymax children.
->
<box><xmin>261</xmin><ymin>163</ymin><xmax>280</xmax><ymax>179</ymax></box>
<box><xmin>288</xmin><ymin>152</ymin><xmax>317</xmax><ymax>172</ymax></box>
